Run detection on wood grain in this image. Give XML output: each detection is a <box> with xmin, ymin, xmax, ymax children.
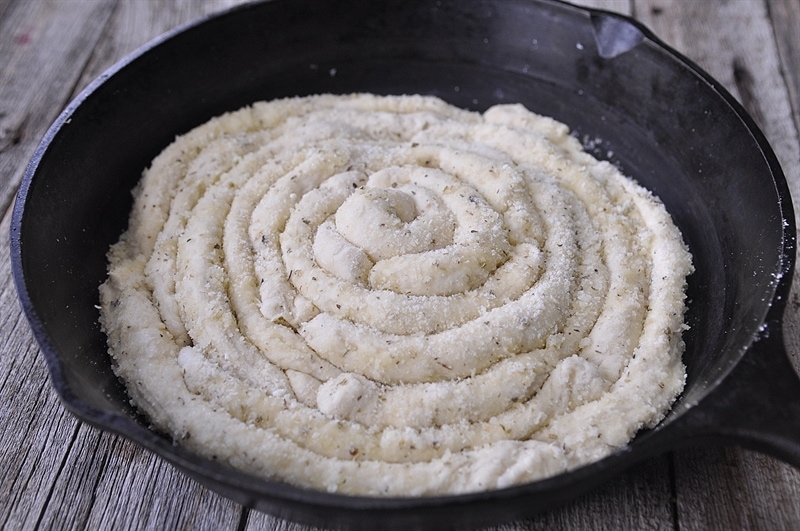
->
<box><xmin>1</xmin><ymin>0</ymin><xmax>798</xmax><ymax>530</ymax></box>
<box><xmin>769</xmin><ymin>0</ymin><xmax>800</xmax><ymax>139</ymax></box>
<box><xmin>570</xmin><ymin>0</ymin><xmax>632</xmax><ymax>13</ymax></box>
<box><xmin>0</xmin><ymin>2</ymin><xmax>251</xmax><ymax>529</ymax></box>
<box><xmin>33</xmin><ymin>425</ymin><xmax>244</xmax><ymax>530</ymax></box>
<box><xmin>0</xmin><ymin>208</ymin><xmax>81</xmax><ymax>529</ymax></box>
<box><xmin>634</xmin><ymin>1</ymin><xmax>800</xmax><ymax>529</ymax></box>
<box><xmin>0</xmin><ymin>0</ymin><xmax>117</xmax><ymax>215</ymax></box>
<box><xmin>74</xmin><ymin>0</ymin><xmax>250</xmax><ymax>95</ymax></box>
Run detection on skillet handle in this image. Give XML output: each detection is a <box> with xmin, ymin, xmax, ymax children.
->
<box><xmin>679</xmin><ymin>319</ymin><xmax>800</xmax><ymax>467</ymax></box>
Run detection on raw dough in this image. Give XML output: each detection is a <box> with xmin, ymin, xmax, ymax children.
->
<box><xmin>100</xmin><ymin>93</ymin><xmax>693</xmax><ymax>496</ymax></box>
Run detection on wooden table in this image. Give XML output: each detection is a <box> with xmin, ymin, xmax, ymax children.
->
<box><xmin>2</xmin><ymin>0</ymin><xmax>799</xmax><ymax>529</ymax></box>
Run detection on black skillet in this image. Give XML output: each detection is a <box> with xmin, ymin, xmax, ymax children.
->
<box><xmin>10</xmin><ymin>0</ymin><xmax>800</xmax><ymax>529</ymax></box>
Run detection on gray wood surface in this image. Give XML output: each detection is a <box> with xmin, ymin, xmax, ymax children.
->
<box><xmin>1</xmin><ymin>0</ymin><xmax>799</xmax><ymax>529</ymax></box>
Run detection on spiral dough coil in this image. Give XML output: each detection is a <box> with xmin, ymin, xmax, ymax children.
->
<box><xmin>100</xmin><ymin>94</ymin><xmax>693</xmax><ymax>496</ymax></box>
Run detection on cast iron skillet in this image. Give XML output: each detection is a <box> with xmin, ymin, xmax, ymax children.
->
<box><xmin>10</xmin><ymin>0</ymin><xmax>800</xmax><ymax>528</ymax></box>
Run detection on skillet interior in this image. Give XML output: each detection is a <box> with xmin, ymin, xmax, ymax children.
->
<box><xmin>11</xmin><ymin>0</ymin><xmax>795</xmax><ymax>528</ymax></box>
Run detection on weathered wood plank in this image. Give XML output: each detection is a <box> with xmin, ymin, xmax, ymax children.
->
<box><xmin>73</xmin><ymin>0</ymin><xmax>251</xmax><ymax>96</ymax></box>
<box><xmin>0</xmin><ymin>1</ymin><xmax>250</xmax><ymax>529</ymax></box>
<box><xmin>768</xmin><ymin>0</ymin><xmax>800</xmax><ymax>142</ymax></box>
<box><xmin>36</xmin><ymin>426</ymin><xmax>243</xmax><ymax>530</ymax></box>
<box><xmin>634</xmin><ymin>0</ymin><xmax>800</xmax><ymax>528</ymax></box>
<box><xmin>768</xmin><ymin>0</ymin><xmax>800</xmax><ymax>376</ymax></box>
<box><xmin>0</xmin><ymin>0</ymin><xmax>118</xmax><ymax>216</ymax></box>
<box><xmin>0</xmin><ymin>205</ymin><xmax>83</xmax><ymax>530</ymax></box>
<box><xmin>673</xmin><ymin>447</ymin><xmax>800</xmax><ymax>530</ymax></box>
<box><xmin>570</xmin><ymin>0</ymin><xmax>632</xmax><ymax>13</ymax></box>
<box><xmin>0</xmin><ymin>0</ymin><xmax>14</xmax><ymax>22</ymax></box>
<box><xmin>778</xmin><ymin>0</ymin><xmax>800</xmax><ymax>403</ymax></box>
